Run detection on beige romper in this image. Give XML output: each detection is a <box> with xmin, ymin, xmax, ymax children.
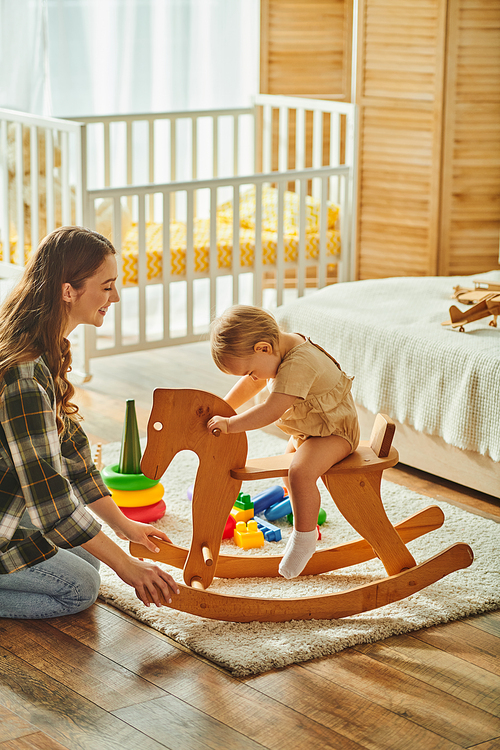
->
<box><xmin>267</xmin><ymin>337</ymin><xmax>360</xmax><ymax>452</ymax></box>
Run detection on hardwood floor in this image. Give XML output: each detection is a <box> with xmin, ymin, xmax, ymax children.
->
<box><xmin>1</xmin><ymin>341</ymin><xmax>499</xmax><ymax>750</ymax></box>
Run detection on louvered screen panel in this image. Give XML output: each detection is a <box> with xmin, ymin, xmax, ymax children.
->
<box><xmin>440</xmin><ymin>0</ymin><xmax>500</xmax><ymax>275</ymax></box>
<box><xmin>355</xmin><ymin>0</ymin><xmax>446</xmax><ymax>279</ymax></box>
<box><xmin>261</xmin><ymin>0</ymin><xmax>349</xmax><ymax>99</ymax></box>
<box><xmin>358</xmin><ymin>105</ymin><xmax>437</xmax><ymax>278</ymax></box>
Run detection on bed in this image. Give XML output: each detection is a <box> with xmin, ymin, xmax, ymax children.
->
<box><xmin>274</xmin><ymin>271</ymin><xmax>500</xmax><ymax>498</ymax></box>
<box><xmin>0</xmin><ymin>95</ymin><xmax>357</xmax><ymax>378</ymax></box>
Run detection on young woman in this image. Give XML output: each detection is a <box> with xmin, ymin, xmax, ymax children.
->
<box><xmin>208</xmin><ymin>304</ymin><xmax>360</xmax><ymax>579</ymax></box>
<box><xmin>0</xmin><ymin>226</ymin><xmax>179</xmax><ymax>619</ymax></box>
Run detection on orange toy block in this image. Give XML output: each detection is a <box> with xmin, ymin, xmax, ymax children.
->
<box><xmin>234</xmin><ymin>520</ymin><xmax>265</xmax><ymax>549</ymax></box>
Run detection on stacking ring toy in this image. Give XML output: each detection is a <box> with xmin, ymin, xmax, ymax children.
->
<box><xmin>110</xmin><ymin>483</ymin><xmax>164</xmax><ymax>507</ymax></box>
<box><xmin>118</xmin><ymin>499</ymin><xmax>166</xmax><ymax>523</ymax></box>
<box><xmin>101</xmin><ymin>464</ymin><xmax>159</xmax><ymax>491</ymax></box>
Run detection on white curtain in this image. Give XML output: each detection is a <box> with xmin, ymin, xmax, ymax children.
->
<box><xmin>0</xmin><ymin>0</ymin><xmax>51</xmax><ymax>114</ymax></box>
<box><xmin>0</xmin><ymin>0</ymin><xmax>260</xmax><ymax>117</ymax></box>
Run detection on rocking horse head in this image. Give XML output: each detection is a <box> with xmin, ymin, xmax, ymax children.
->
<box><xmin>141</xmin><ymin>388</ymin><xmax>248</xmax><ymax>588</ymax></box>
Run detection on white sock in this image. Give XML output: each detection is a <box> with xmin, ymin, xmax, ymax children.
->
<box><xmin>278</xmin><ymin>529</ymin><xmax>317</xmax><ymax>579</ymax></box>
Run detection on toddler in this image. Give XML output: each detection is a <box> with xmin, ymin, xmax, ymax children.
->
<box><xmin>207</xmin><ymin>305</ymin><xmax>360</xmax><ymax>578</ymax></box>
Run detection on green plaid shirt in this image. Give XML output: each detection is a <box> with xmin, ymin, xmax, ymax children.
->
<box><xmin>0</xmin><ymin>355</ymin><xmax>107</xmax><ymax>574</ymax></box>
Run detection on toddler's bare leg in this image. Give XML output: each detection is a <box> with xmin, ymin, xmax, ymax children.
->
<box><xmin>279</xmin><ymin>435</ymin><xmax>351</xmax><ymax>579</ymax></box>
<box><xmin>281</xmin><ymin>436</ymin><xmax>296</xmax><ymax>494</ymax></box>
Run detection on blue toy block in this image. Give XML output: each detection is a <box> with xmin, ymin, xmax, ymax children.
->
<box><xmin>254</xmin><ymin>516</ymin><xmax>282</xmax><ymax>542</ymax></box>
<box><xmin>265</xmin><ymin>496</ymin><xmax>292</xmax><ymax>521</ymax></box>
<box><xmin>252</xmin><ymin>485</ymin><xmax>285</xmax><ymax>515</ymax></box>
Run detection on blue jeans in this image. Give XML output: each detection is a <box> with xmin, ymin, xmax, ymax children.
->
<box><xmin>0</xmin><ymin>510</ymin><xmax>101</xmax><ymax>619</ymax></box>
<box><xmin>0</xmin><ymin>546</ymin><xmax>101</xmax><ymax>619</ymax></box>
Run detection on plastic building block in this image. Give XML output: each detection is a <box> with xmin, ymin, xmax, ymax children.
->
<box><xmin>286</xmin><ymin>507</ymin><xmax>327</xmax><ymax>526</ymax></box>
<box><xmin>234</xmin><ymin>493</ymin><xmax>253</xmax><ymax>510</ymax></box>
<box><xmin>233</xmin><ymin>520</ymin><xmax>265</xmax><ymax>549</ymax></box>
<box><xmin>252</xmin><ymin>485</ymin><xmax>285</xmax><ymax>515</ymax></box>
<box><xmin>254</xmin><ymin>516</ymin><xmax>282</xmax><ymax>542</ymax></box>
<box><xmin>265</xmin><ymin>496</ymin><xmax>293</xmax><ymax>521</ymax></box>
<box><xmin>230</xmin><ymin>505</ymin><xmax>255</xmax><ymax>523</ymax></box>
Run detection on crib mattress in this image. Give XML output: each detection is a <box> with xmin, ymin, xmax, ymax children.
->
<box><xmin>275</xmin><ymin>272</ymin><xmax>500</xmax><ymax>462</ymax></box>
<box><xmin>120</xmin><ymin>220</ymin><xmax>340</xmax><ymax>286</ymax></box>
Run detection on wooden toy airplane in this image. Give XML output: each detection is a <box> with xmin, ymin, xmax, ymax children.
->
<box><xmin>442</xmin><ymin>280</ymin><xmax>500</xmax><ymax>332</ymax></box>
<box><xmin>129</xmin><ymin>388</ymin><xmax>473</xmax><ymax>623</ymax></box>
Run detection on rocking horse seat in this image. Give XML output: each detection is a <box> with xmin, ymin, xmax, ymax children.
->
<box><xmin>231</xmin><ymin>444</ymin><xmax>398</xmax><ymax>480</ymax></box>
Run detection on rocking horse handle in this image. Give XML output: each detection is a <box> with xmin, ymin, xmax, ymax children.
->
<box><xmin>212</xmin><ymin>428</ymin><xmax>221</xmax><ymax>437</ymax></box>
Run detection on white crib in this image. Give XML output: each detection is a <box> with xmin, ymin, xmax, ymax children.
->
<box><xmin>0</xmin><ymin>95</ymin><xmax>357</xmax><ymax>378</ymax></box>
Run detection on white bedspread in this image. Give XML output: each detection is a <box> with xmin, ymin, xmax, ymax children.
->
<box><xmin>275</xmin><ymin>272</ymin><xmax>500</xmax><ymax>462</ymax></box>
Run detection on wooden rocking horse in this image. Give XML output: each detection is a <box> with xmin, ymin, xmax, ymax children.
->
<box><xmin>130</xmin><ymin>388</ymin><xmax>473</xmax><ymax>622</ymax></box>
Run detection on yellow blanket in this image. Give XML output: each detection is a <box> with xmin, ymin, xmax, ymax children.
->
<box><xmin>2</xmin><ymin>187</ymin><xmax>341</xmax><ymax>286</ymax></box>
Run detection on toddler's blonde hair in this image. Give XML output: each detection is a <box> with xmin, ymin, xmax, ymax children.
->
<box><xmin>210</xmin><ymin>305</ymin><xmax>281</xmax><ymax>372</ymax></box>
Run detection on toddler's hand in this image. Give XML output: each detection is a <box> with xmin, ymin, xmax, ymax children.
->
<box><xmin>207</xmin><ymin>415</ymin><xmax>229</xmax><ymax>434</ymax></box>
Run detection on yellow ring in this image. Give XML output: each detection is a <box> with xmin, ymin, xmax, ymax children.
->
<box><xmin>110</xmin><ymin>483</ymin><xmax>164</xmax><ymax>507</ymax></box>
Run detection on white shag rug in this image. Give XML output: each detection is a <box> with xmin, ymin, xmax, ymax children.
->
<box><xmin>96</xmin><ymin>431</ymin><xmax>500</xmax><ymax>677</ymax></box>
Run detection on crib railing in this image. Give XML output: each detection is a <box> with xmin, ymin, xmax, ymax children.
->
<box><xmin>0</xmin><ymin>108</ymin><xmax>83</xmax><ymax>275</ymax></box>
<box><xmin>0</xmin><ymin>96</ymin><xmax>358</xmax><ymax>379</ymax></box>
<box><xmin>77</xmin><ymin>162</ymin><xmax>353</xmax><ymax>376</ymax></box>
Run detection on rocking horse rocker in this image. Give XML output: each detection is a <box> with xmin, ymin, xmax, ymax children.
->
<box><xmin>130</xmin><ymin>388</ymin><xmax>474</xmax><ymax>622</ymax></box>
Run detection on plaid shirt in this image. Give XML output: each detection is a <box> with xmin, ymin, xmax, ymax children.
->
<box><xmin>0</xmin><ymin>356</ymin><xmax>107</xmax><ymax>574</ymax></box>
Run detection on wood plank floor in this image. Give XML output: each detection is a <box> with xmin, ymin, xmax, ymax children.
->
<box><xmin>1</xmin><ymin>341</ymin><xmax>499</xmax><ymax>750</ymax></box>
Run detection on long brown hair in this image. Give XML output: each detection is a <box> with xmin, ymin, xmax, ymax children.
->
<box><xmin>0</xmin><ymin>226</ymin><xmax>116</xmax><ymax>431</ymax></box>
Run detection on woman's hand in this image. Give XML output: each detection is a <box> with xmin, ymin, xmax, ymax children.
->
<box><xmin>115</xmin><ymin>555</ymin><xmax>180</xmax><ymax>607</ymax></box>
<box><xmin>89</xmin><ymin>495</ymin><xmax>171</xmax><ymax>554</ymax></box>
<box><xmin>113</xmin><ymin>518</ymin><xmax>172</xmax><ymax>555</ymax></box>
<box><xmin>82</xmin><ymin>530</ymin><xmax>180</xmax><ymax>607</ymax></box>
<box><xmin>207</xmin><ymin>415</ymin><xmax>229</xmax><ymax>434</ymax></box>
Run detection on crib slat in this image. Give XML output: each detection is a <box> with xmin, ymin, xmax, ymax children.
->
<box><xmin>0</xmin><ymin>119</ymin><xmax>9</xmax><ymax>258</ymax></box>
<box><xmin>279</xmin><ymin>107</ymin><xmax>288</xmax><ymax>172</ymax></box>
<box><xmin>262</xmin><ymin>104</ymin><xmax>272</xmax><ymax>174</ymax></box>
<box><xmin>30</xmin><ymin>126</ymin><xmax>39</xmax><ymax>250</ymax></box>
<box><xmin>276</xmin><ymin>180</ymin><xmax>285</xmax><ymax>308</ymax></box>
<box><xmin>298</xmin><ymin>178</ymin><xmax>307</xmax><ymax>298</ymax></box>
<box><xmin>212</xmin><ymin>117</ymin><xmax>218</xmax><ymax>178</ymax></box>
<box><xmin>45</xmin><ymin>128</ymin><xmax>55</xmax><ymax>235</ymax></box>
<box><xmin>312</xmin><ymin>110</ymin><xmax>323</xmax><ymax>201</ymax></box>
<box><xmin>112</xmin><ymin>195</ymin><xmax>123</xmax><ymax>349</ymax></box>
<box><xmin>319</xmin><ymin>176</ymin><xmax>328</xmax><ymax>288</ymax></box>
<box><xmin>330</xmin><ymin>112</ymin><xmax>341</xmax><ymax>204</ymax></box>
<box><xmin>61</xmin><ymin>130</ymin><xmax>70</xmax><ymax>225</ymax></box>
<box><xmin>126</xmin><ymin>122</ymin><xmax>133</xmax><ymax>185</ymax></box>
<box><xmin>162</xmin><ymin>190</ymin><xmax>171</xmax><ymax>341</ymax></box>
<box><xmin>138</xmin><ymin>193</ymin><xmax>147</xmax><ymax>343</ymax></box>
<box><xmin>191</xmin><ymin>117</ymin><xmax>198</xmax><ymax>180</ymax></box>
<box><xmin>75</xmin><ymin>124</ymin><xmax>86</xmax><ymax>226</ymax></box>
<box><xmin>15</xmin><ymin>123</ymin><xmax>25</xmax><ymax>262</ymax></box>
<box><xmin>295</xmin><ymin>108</ymin><xmax>305</xmax><ymax>170</ymax></box>
<box><xmin>253</xmin><ymin>181</ymin><xmax>263</xmax><ymax>307</ymax></box>
<box><xmin>209</xmin><ymin>186</ymin><xmax>217</xmax><ymax>318</ymax></box>
<box><xmin>232</xmin><ymin>183</ymin><xmax>240</xmax><ymax>305</ymax></box>
<box><xmin>186</xmin><ymin>188</ymin><xmax>195</xmax><ymax>337</ymax></box>
<box><xmin>233</xmin><ymin>115</ymin><xmax>239</xmax><ymax>175</ymax></box>
<box><xmin>170</xmin><ymin>118</ymin><xmax>176</xmax><ymax>182</ymax></box>
<box><xmin>104</xmin><ymin>122</ymin><xmax>111</xmax><ymax>187</ymax></box>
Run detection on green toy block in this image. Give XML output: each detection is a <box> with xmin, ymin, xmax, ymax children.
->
<box><xmin>234</xmin><ymin>492</ymin><xmax>253</xmax><ymax>511</ymax></box>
